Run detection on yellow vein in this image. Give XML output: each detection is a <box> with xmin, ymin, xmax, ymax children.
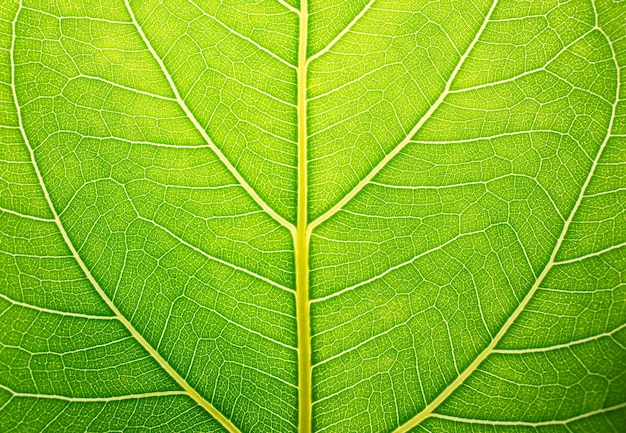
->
<box><xmin>493</xmin><ymin>321</ymin><xmax>626</xmax><ymax>354</ymax></box>
<box><xmin>0</xmin><ymin>384</ymin><xmax>188</xmax><ymax>402</ymax></box>
<box><xmin>553</xmin><ymin>240</ymin><xmax>626</xmax><ymax>265</ymax></box>
<box><xmin>393</xmin><ymin>17</ymin><xmax>620</xmax><ymax>433</ymax></box>
<box><xmin>310</xmin><ymin>225</ymin><xmax>507</xmax><ymax>304</ymax></box>
<box><xmin>69</xmin><ymin>74</ymin><xmax>177</xmax><ymax>101</ymax></box>
<box><xmin>430</xmin><ymin>402</ymin><xmax>626</xmax><ymax>427</ymax></box>
<box><xmin>124</xmin><ymin>0</ymin><xmax>295</xmax><ymax>235</ymax></box>
<box><xmin>278</xmin><ymin>0</ymin><xmax>300</xmax><ymax>16</ymax></box>
<box><xmin>10</xmin><ymin>4</ymin><xmax>241</xmax><ymax>433</ymax></box>
<box><xmin>295</xmin><ymin>1</ymin><xmax>313</xmax><ymax>432</ymax></box>
<box><xmin>188</xmin><ymin>0</ymin><xmax>297</xmax><ymax>69</ymax></box>
<box><xmin>447</xmin><ymin>27</ymin><xmax>596</xmax><ymax>94</ymax></box>
<box><xmin>59</xmin><ymin>177</ymin><xmax>291</xmax><ymax>293</ymax></box>
<box><xmin>306</xmin><ymin>0</ymin><xmax>376</xmax><ymax>64</ymax></box>
<box><xmin>0</xmin><ymin>292</ymin><xmax>117</xmax><ymax>321</ymax></box>
<box><xmin>0</xmin><ymin>205</ymin><xmax>54</xmax><ymax>222</ymax></box>
<box><xmin>308</xmin><ymin>0</ymin><xmax>498</xmax><ymax>234</ymax></box>
<box><xmin>133</xmin><ymin>213</ymin><xmax>294</xmax><ymax>294</ymax></box>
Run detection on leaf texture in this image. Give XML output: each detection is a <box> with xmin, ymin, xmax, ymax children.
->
<box><xmin>0</xmin><ymin>0</ymin><xmax>625</xmax><ymax>432</ymax></box>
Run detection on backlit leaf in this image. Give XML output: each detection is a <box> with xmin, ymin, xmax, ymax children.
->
<box><xmin>1</xmin><ymin>0</ymin><xmax>625</xmax><ymax>432</ymax></box>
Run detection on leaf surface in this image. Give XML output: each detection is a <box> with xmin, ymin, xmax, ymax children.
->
<box><xmin>1</xmin><ymin>0</ymin><xmax>625</xmax><ymax>432</ymax></box>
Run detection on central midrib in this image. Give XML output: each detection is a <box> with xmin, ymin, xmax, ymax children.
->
<box><xmin>295</xmin><ymin>2</ymin><xmax>312</xmax><ymax>433</ymax></box>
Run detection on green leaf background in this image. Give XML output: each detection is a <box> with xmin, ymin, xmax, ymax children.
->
<box><xmin>1</xmin><ymin>0</ymin><xmax>625</xmax><ymax>432</ymax></box>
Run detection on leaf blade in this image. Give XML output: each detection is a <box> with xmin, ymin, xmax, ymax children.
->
<box><xmin>1</xmin><ymin>0</ymin><xmax>625</xmax><ymax>432</ymax></box>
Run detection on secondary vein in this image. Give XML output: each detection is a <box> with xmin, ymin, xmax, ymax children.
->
<box><xmin>124</xmin><ymin>0</ymin><xmax>295</xmax><ymax>235</ymax></box>
<box><xmin>10</xmin><ymin>4</ymin><xmax>241</xmax><ymax>433</ymax></box>
<box><xmin>393</xmin><ymin>10</ymin><xmax>621</xmax><ymax>432</ymax></box>
<box><xmin>307</xmin><ymin>0</ymin><xmax>496</xmax><ymax>233</ymax></box>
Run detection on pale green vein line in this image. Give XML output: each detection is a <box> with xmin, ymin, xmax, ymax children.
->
<box><xmin>0</xmin><ymin>252</ymin><xmax>73</xmax><ymax>259</ymax></box>
<box><xmin>493</xmin><ymin>321</ymin><xmax>626</xmax><ymax>354</ymax></box>
<box><xmin>0</xmin><ymin>395</ymin><xmax>13</xmax><ymax>413</ymax></box>
<box><xmin>448</xmin><ymin>27</ymin><xmax>596</xmax><ymax>95</ymax></box>
<box><xmin>1</xmin><ymin>337</ymin><xmax>135</xmax><ymax>356</ymax></box>
<box><xmin>134</xmin><ymin>213</ymin><xmax>294</xmax><ymax>294</ymax></box>
<box><xmin>124</xmin><ymin>0</ymin><xmax>295</xmax><ymax>235</ymax></box>
<box><xmin>308</xmin><ymin>0</ymin><xmax>499</xmax><ymax>234</ymax></box>
<box><xmin>66</xmin><ymin>75</ymin><xmax>176</xmax><ymax>102</ymax></box>
<box><xmin>393</xmin><ymin>13</ymin><xmax>620</xmax><ymax>432</ymax></box>
<box><xmin>9</xmin><ymin>5</ymin><xmax>241</xmax><ymax>433</ymax></box>
<box><xmin>553</xmin><ymin>241</ymin><xmax>626</xmax><ymax>265</ymax></box>
<box><xmin>585</xmin><ymin>187</ymin><xmax>626</xmax><ymax>197</ymax></box>
<box><xmin>0</xmin><ymin>206</ymin><xmax>54</xmax><ymax>222</ymax></box>
<box><xmin>541</xmin><ymin>284</ymin><xmax>626</xmax><ymax>295</ymax></box>
<box><xmin>49</xmin><ymin>132</ymin><xmax>213</xmax><ymax>149</ymax></box>
<box><xmin>430</xmin><ymin>402</ymin><xmax>626</xmax><ymax>426</ymax></box>
<box><xmin>223</xmin><ymin>360</ymin><xmax>299</xmax><ymax>391</ymax></box>
<box><xmin>312</xmin><ymin>375</ymin><xmax>373</xmax><ymax>407</ymax></box>
<box><xmin>410</xmin><ymin>129</ymin><xmax>583</xmax><ymax>146</ymax></box>
<box><xmin>307</xmin><ymin>0</ymin><xmax>376</xmax><ymax>64</ymax></box>
<box><xmin>0</xmin><ymin>293</ymin><xmax>117</xmax><ymax>321</ymax></box>
<box><xmin>371</xmin><ymin>172</ymin><xmax>564</xmax><ymax>220</ymax></box>
<box><xmin>0</xmin><ymin>384</ymin><xmax>188</xmax><ymax>402</ymax></box>
<box><xmin>185</xmin><ymin>297</ymin><xmax>296</xmax><ymax>351</ymax></box>
<box><xmin>310</xmin><ymin>225</ymin><xmax>508</xmax><ymax>304</ymax></box>
<box><xmin>544</xmin><ymin>68</ymin><xmax>612</xmax><ymax>105</ymax></box>
<box><xmin>205</xmin><ymin>65</ymin><xmax>297</xmax><ymax>108</ymax></box>
<box><xmin>188</xmin><ymin>0</ymin><xmax>297</xmax><ymax>69</ymax></box>
<box><xmin>489</xmin><ymin>7</ymin><xmax>562</xmax><ymax>23</ymax></box>
<box><xmin>278</xmin><ymin>0</ymin><xmax>300</xmax><ymax>15</ymax></box>
<box><xmin>308</xmin><ymin>62</ymin><xmax>401</xmax><ymax>102</ymax></box>
<box><xmin>312</xmin><ymin>317</ymin><xmax>410</xmax><ymax>369</ymax></box>
<box><xmin>22</xmin><ymin>6</ymin><xmax>132</xmax><ymax>25</ymax></box>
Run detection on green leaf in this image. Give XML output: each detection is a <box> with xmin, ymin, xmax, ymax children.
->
<box><xmin>1</xmin><ymin>0</ymin><xmax>625</xmax><ymax>432</ymax></box>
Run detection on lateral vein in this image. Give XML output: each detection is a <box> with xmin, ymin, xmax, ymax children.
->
<box><xmin>124</xmin><ymin>0</ymin><xmax>295</xmax><ymax>235</ymax></box>
<box><xmin>0</xmin><ymin>293</ymin><xmax>117</xmax><ymax>321</ymax></box>
<box><xmin>308</xmin><ymin>0</ymin><xmax>498</xmax><ymax>233</ymax></box>
<box><xmin>430</xmin><ymin>402</ymin><xmax>626</xmax><ymax>426</ymax></box>
<box><xmin>10</xmin><ymin>4</ymin><xmax>241</xmax><ymax>433</ymax></box>
<box><xmin>0</xmin><ymin>384</ymin><xmax>188</xmax><ymax>402</ymax></box>
<box><xmin>493</xmin><ymin>321</ymin><xmax>626</xmax><ymax>354</ymax></box>
<box><xmin>306</xmin><ymin>0</ymin><xmax>376</xmax><ymax>64</ymax></box>
<box><xmin>393</xmin><ymin>14</ymin><xmax>621</xmax><ymax>433</ymax></box>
